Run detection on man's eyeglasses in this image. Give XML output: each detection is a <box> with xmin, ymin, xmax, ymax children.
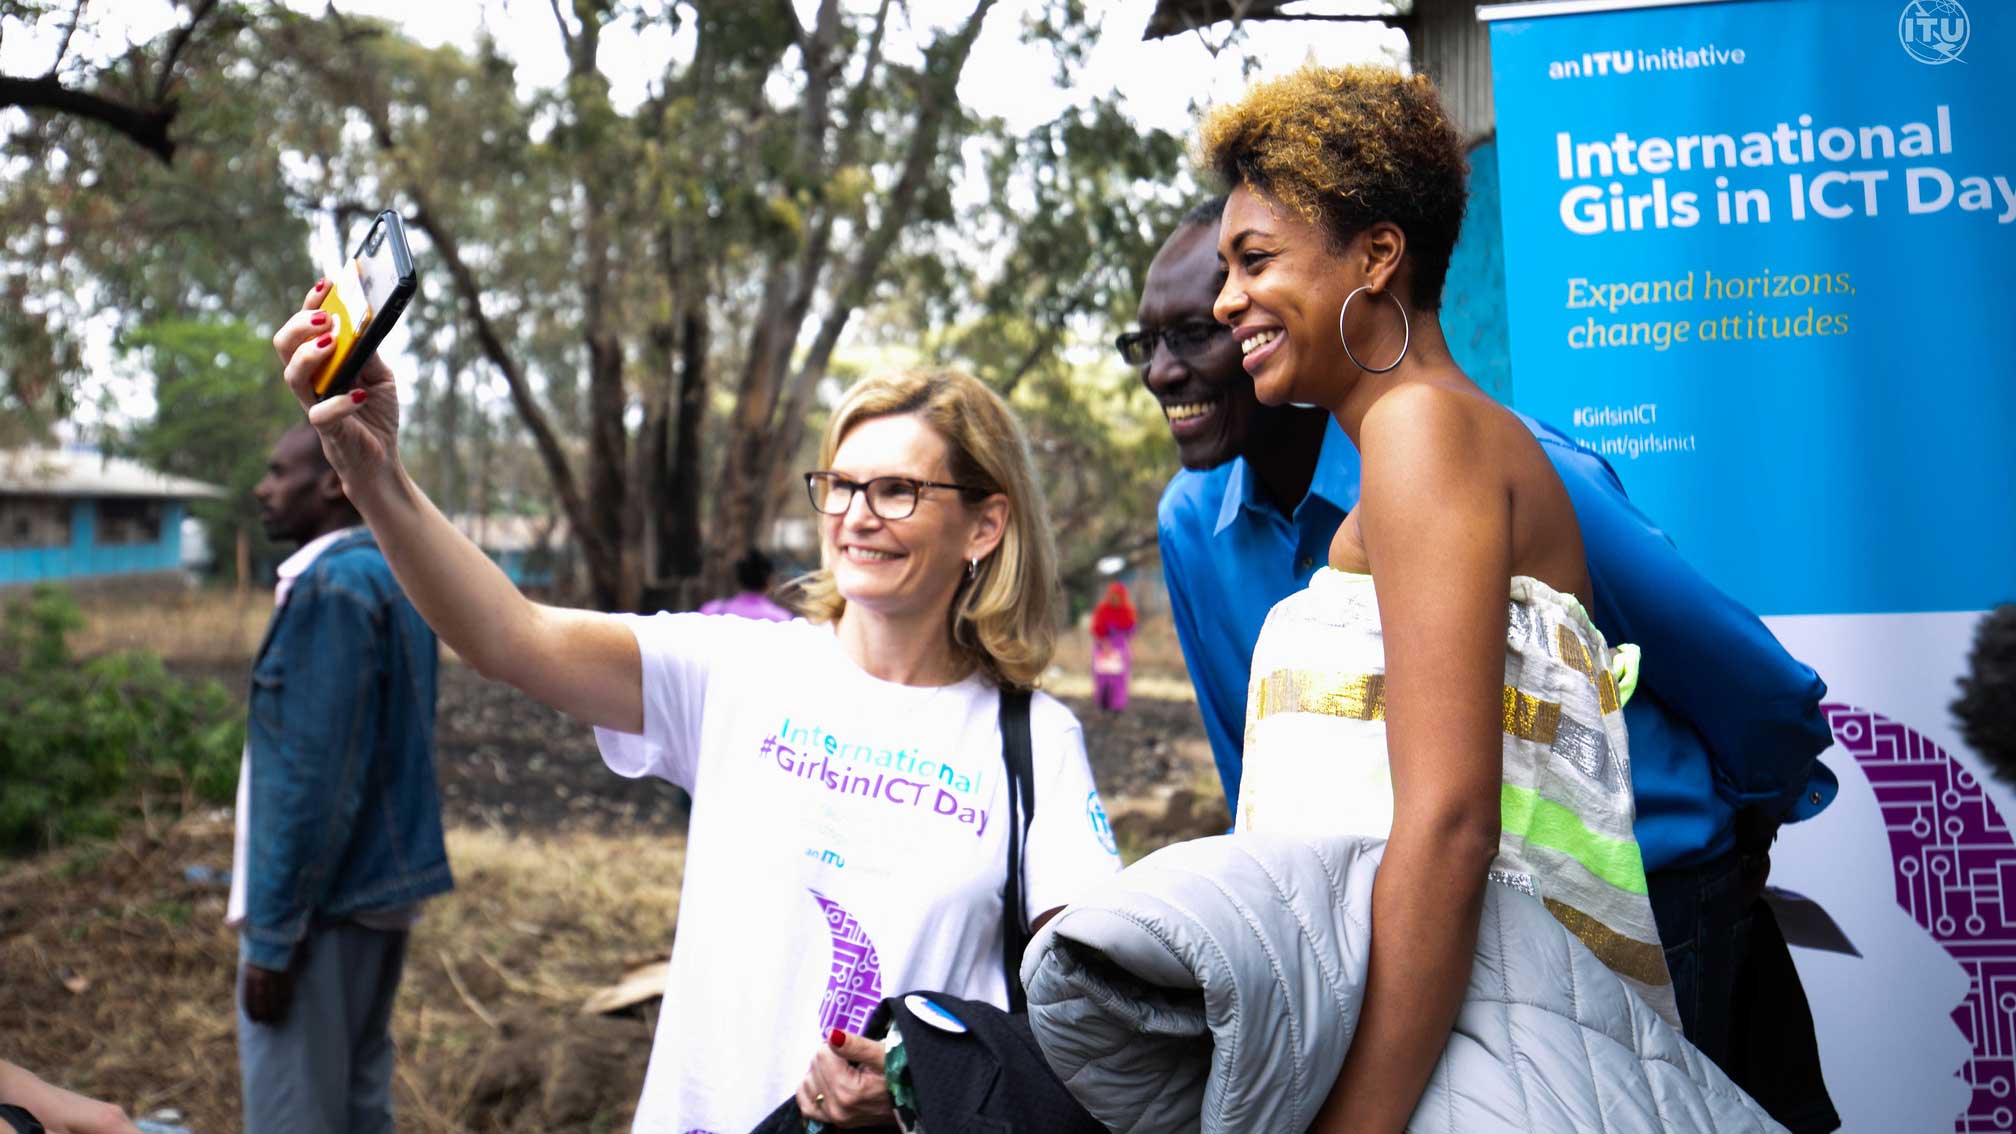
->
<box><xmin>803</xmin><ymin>472</ymin><xmax>985</xmax><ymax>521</ymax></box>
<box><xmin>1114</xmin><ymin>320</ymin><xmax>1229</xmax><ymax>367</ymax></box>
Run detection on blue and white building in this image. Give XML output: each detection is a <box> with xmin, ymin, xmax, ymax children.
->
<box><xmin>0</xmin><ymin>449</ymin><xmax>223</xmax><ymax>587</ymax></box>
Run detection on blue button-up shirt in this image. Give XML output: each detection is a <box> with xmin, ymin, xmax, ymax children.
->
<box><xmin>1157</xmin><ymin>414</ymin><xmax>1836</xmax><ymax>872</ymax></box>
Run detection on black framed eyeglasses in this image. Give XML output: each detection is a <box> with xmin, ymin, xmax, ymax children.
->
<box><xmin>803</xmin><ymin>472</ymin><xmax>985</xmax><ymax>521</ymax></box>
<box><xmin>1114</xmin><ymin>320</ymin><xmax>1230</xmax><ymax>366</ymax></box>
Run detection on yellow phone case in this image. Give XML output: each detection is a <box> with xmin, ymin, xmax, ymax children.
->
<box><xmin>312</xmin><ymin>263</ymin><xmax>369</xmax><ymax>396</ymax></box>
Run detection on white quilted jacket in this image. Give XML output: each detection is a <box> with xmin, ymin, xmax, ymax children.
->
<box><xmin>1021</xmin><ymin>833</ymin><xmax>1786</xmax><ymax>1134</ymax></box>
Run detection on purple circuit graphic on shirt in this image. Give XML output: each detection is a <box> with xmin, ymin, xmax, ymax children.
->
<box><xmin>812</xmin><ymin>889</ymin><xmax>883</xmax><ymax>1037</ymax></box>
<box><xmin>1826</xmin><ymin>704</ymin><xmax>2016</xmax><ymax>1134</ymax></box>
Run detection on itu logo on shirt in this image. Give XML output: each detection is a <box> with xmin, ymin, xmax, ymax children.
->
<box><xmin>1087</xmin><ymin>791</ymin><xmax>1118</xmax><ymax>856</ymax></box>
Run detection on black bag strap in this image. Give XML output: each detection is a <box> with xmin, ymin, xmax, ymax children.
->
<box><xmin>999</xmin><ymin>687</ymin><xmax>1035</xmax><ymax>1013</ymax></box>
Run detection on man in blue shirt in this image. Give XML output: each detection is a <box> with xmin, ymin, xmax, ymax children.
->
<box><xmin>1133</xmin><ymin>199</ymin><xmax>1838</xmax><ymax>1130</ymax></box>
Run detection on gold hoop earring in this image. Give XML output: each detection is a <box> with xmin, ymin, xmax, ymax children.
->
<box><xmin>1338</xmin><ymin>285</ymin><xmax>1410</xmax><ymax>374</ymax></box>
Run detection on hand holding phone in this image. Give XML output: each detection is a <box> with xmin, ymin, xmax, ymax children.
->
<box><xmin>313</xmin><ymin>210</ymin><xmax>416</xmax><ymax>399</ymax></box>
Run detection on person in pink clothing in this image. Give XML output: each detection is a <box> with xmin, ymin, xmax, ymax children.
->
<box><xmin>699</xmin><ymin>548</ymin><xmax>794</xmax><ymax>621</ymax></box>
<box><xmin>1089</xmin><ymin>582</ymin><xmax>1137</xmax><ymax>713</ymax></box>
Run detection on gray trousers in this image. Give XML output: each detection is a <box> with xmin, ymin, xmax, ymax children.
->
<box><xmin>237</xmin><ymin>922</ymin><xmax>409</xmax><ymax>1134</ymax></box>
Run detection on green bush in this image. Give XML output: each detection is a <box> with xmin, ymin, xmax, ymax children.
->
<box><xmin>0</xmin><ymin>585</ymin><xmax>244</xmax><ymax>854</ymax></box>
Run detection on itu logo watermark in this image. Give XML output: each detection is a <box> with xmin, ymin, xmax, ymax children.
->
<box><xmin>1899</xmin><ymin>0</ymin><xmax>1969</xmax><ymax>65</ymax></box>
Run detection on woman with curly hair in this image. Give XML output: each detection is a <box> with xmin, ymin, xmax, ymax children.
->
<box><xmin>1021</xmin><ymin>66</ymin><xmax>1779</xmax><ymax>1134</ymax></box>
<box><xmin>1197</xmin><ymin>65</ymin><xmax>1662</xmax><ymax>1130</ymax></box>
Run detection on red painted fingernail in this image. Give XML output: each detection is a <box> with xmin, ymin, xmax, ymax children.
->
<box><xmin>350</xmin><ymin>389</ymin><xmax>368</xmax><ymax>405</ymax></box>
<box><xmin>313</xmin><ymin>278</ymin><xmax>328</xmax><ymax>292</ymax></box>
<box><xmin>315</xmin><ymin>333</ymin><xmax>333</xmax><ymax>349</ymax></box>
<box><xmin>827</xmin><ymin>1028</ymin><xmax>845</xmax><ymax>1048</ymax></box>
<box><xmin>310</xmin><ymin>312</ymin><xmax>329</xmax><ymax>327</ymax></box>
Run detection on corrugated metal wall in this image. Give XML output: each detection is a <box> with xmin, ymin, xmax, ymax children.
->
<box><xmin>1412</xmin><ymin>0</ymin><xmax>1498</xmax><ymax>143</ymax></box>
<box><xmin>1407</xmin><ymin>3</ymin><xmax>1513</xmax><ymax>401</ymax></box>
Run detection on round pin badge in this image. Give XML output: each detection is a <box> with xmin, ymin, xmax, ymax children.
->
<box><xmin>903</xmin><ymin>993</ymin><xmax>969</xmax><ymax>1034</ymax></box>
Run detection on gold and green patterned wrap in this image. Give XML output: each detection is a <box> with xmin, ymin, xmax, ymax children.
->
<box><xmin>1237</xmin><ymin>569</ymin><xmax>1680</xmax><ymax>1028</ymax></box>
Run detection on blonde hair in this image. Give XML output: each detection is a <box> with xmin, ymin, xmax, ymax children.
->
<box><xmin>797</xmin><ymin>369</ymin><xmax>1060</xmax><ymax>690</ymax></box>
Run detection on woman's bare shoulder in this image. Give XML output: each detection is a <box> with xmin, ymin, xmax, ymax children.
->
<box><xmin>1359</xmin><ymin>382</ymin><xmax>1503</xmax><ymax>473</ymax></box>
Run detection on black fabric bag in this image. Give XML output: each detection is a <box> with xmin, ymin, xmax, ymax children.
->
<box><xmin>864</xmin><ymin>989</ymin><xmax>1106</xmax><ymax>1134</ymax></box>
<box><xmin>750</xmin><ymin>690</ymin><xmax>1101</xmax><ymax>1134</ymax></box>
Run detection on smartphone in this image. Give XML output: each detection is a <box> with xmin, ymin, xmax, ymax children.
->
<box><xmin>312</xmin><ymin>210</ymin><xmax>417</xmax><ymax>399</ymax></box>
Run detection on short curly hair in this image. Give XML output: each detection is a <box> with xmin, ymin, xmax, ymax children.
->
<box><xmin>1955</xmin><ymin>605</ymin><xmax>2016</xmax><ymax>782</ymax></box>
<box><xmin>1198</xmin><ymin>64</ymin><xmax>1469</xmax><ymax>310</ymax></box>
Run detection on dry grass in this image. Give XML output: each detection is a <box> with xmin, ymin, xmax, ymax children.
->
<box><xmin>0</xmin><ymin>819</ymin><xmax>684</xmax><ymax>1133</ymax></box>
<box><xmin>60</xmin><ymin>585</ymin><xmax>1199</xmax><ymax>698</ymax></box>
<box><xmin>415</xmin><ymin>825</ymin><xmax>684</xmax><ymax>1003</ymax></box>
<box><xmin>66</xmin><ymin>587</ymin><xmax>272</xmax><ymax>664</ymax></box>
<box><xmin>8</xmin><ymin>585</ymin><xmax>1213</xmax><ymax>1128</ymax></box>
<box><xmin>388</xmin><ymin>825</ymin><xmax>683</xmax><ymax>1132</ymax></box>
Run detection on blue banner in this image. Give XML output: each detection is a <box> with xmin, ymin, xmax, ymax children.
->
<box><xmin>1489</xmin><ymin>0</ymin><xmax>2014</xmax><ymax>618</ymax></box>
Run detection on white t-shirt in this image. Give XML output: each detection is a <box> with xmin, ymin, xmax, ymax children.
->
<box><xmin>593</xmin><ymin>614</ymin><xmax>1122</xmax><ymax>1134</ymax></box>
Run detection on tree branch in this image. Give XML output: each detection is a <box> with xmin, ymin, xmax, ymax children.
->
<box><xmin>777</xmin><ymin>0</ymin><xmax>808</xmax><ymax>52</ymax></box>
<box><xmin>0</xmin><ymin>74</ymin><xmax>177</xmax><ymax>161</ymax></box>
<box><xmin>410</xmin><ymin>199</ymin><xmax>613</xmax><ymax>578</ymax></box>
<box><xmin>778</xmin><ymin>0</ymin><xmax>846</xmax><ymax>329</ymax></box>
<box><xmin>277</xmin><ymin>22</ymin><xmax>618</xmax><ymax>586</ymax></box>
<box><xmin>45</xmin><ymin>0</ymin><xmax>86</xmax><ymax>79</ymax></box>
<box><xmin>720</xmin><ymin>0</ymin><xmax>842</xmax><ymax>472</ymax></box>
<box><xmin>995</xmin><ymin>326</ymin><xmax>1061</xmax><ymax>398</ymax></box>
<box><xmin>547</xmin><ymin>0</ymin><xmax>577</xmax><ymax>54</ymax></box>
<box><xmin>830</xmin><ymin>0</ymin><xmax>892</xmax><ymax>172</ymax></box>
<box><xmin>763</xmin><ymin>0</ymin><xmax>996</xmax><ymax>473</ymax></box>
<box><xmin>795</xmin><ymin>0</ymin><xmax>842</xmax><ymax>158</ymax></box>
<box><xmin>152</xmin><ymin>0</ymin><xmax>221</xmax><ymax>105</ymax></box>
<box><xmin>786</xmin><ymin>0</ymin><xmax>994</xmax><ymax>397</ymax></box>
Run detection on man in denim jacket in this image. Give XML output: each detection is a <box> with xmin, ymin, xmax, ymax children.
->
<box><xmin>229</xmin><ymin>424</ymin><xmax>450</xmax><ymax>1132</ymax></box>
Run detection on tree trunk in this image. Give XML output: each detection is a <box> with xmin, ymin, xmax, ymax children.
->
<box><xmin>704</xmin><ymin>0</ymin><xmax>998</xmax><ymax>595</ymax></box>
<box><xmin>410</xmin><ymin>197</ymin><xmax>622</xmax><ymax>606</ymax></box>
<box><xmin>664</xmin><ymin>302</ymin><xmax>709</xmax><ymax>580</ymax></box>
<box><xmin>586</xmin><ymin>329</ymin><xmax>632</xmax><ymax>608</ymax></box>
<box><xmin>565</xmin><ymin>0</ymin><xmax>636</xmax><ymax>610</ymax></box>
<box><xmin>291</xmin><ymin>19</ymin><xmax>631</xmax><ymax>609</ymax></box>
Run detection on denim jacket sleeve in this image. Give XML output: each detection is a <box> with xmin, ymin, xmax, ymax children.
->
<box><xmin>1548</xmin><ymin>436</ymin><xmax>1837</xmax><ymax>823</ymax></box>
<box><xmin>241</xmin><ymin>569</ymin><xmax>384</xmax><ymax>970</ymax></box>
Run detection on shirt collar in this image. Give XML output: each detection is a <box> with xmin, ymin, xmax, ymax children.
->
<box><xmin>1212</xmin><ymin>459</ymin><xmax>1255</xmax><ymax>536</ymax></box>
<box><xmin>275</xmin><ymin>524</ymin><xmax>365</xmax><ymax>605</ymax></box>
<box><xmin>1211</xmin><ymin>416</ymin><xmax>1359</xmax><ymax>536</ymax></box>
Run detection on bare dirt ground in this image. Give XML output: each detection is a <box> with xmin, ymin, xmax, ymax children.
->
<box><xmin>4</xmin><ymin>590</ymin><xmax>1224</xmax><ymax>1132</ymax></box>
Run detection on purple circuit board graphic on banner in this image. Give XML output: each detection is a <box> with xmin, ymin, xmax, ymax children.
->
<box><xmin>1827</xmin><ymin>703</ymin><xmax>2016</xmax><ymax>1133</ymax></box>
